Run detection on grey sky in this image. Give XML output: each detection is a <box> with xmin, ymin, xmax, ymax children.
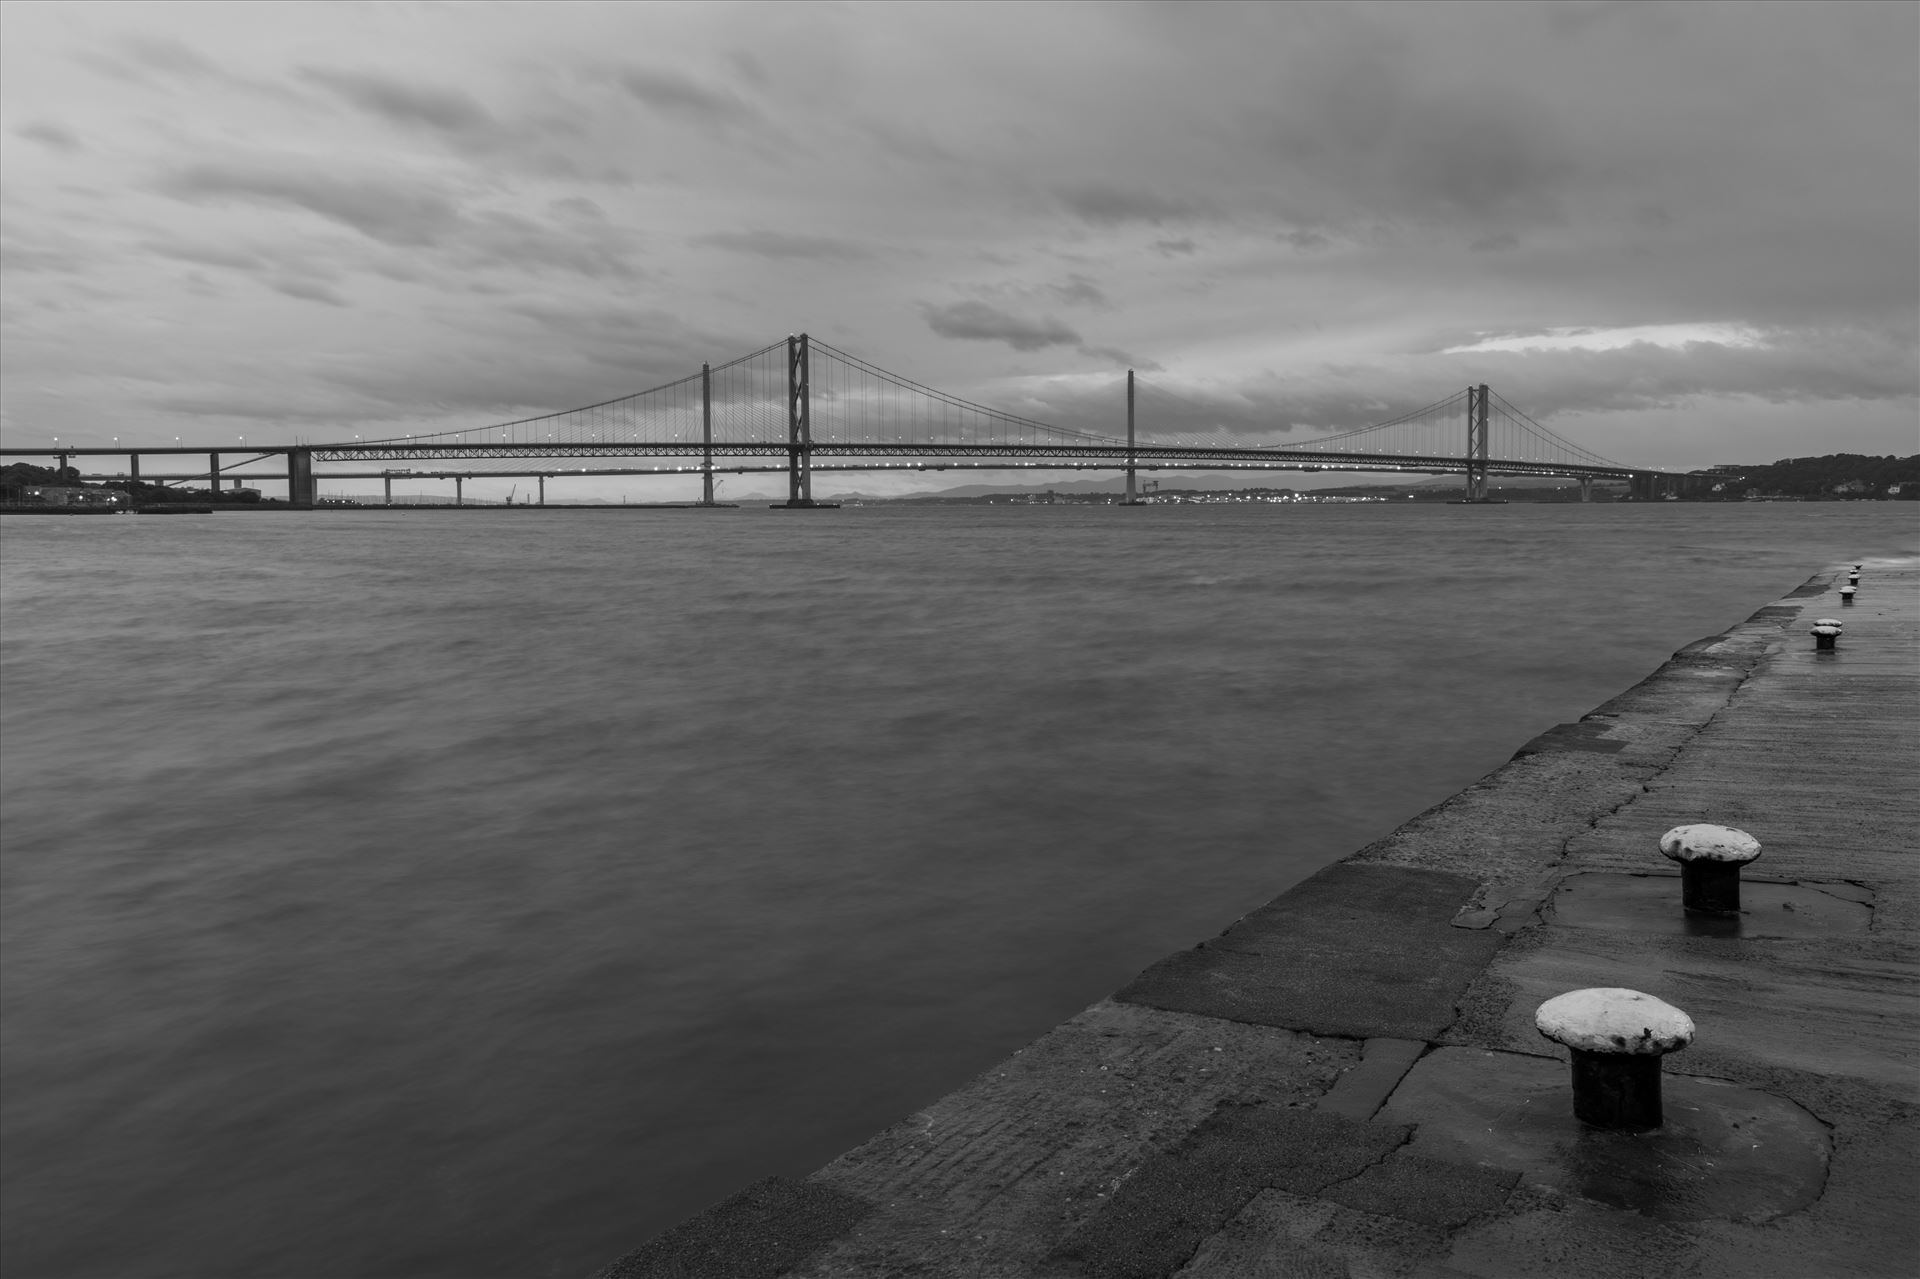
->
<box><xmin>2</xmin><ymin>1</ymin><xmax>1914</xmax><ymax>494</ymax></box>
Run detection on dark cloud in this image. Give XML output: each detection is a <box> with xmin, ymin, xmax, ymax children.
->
<box><xmin>144</xmin><ymin>239</ymin><xmax>265</xmax><ymax>271</ymax></box>
<box><xmin>150</xmin><ymin>162</ymin><xmax>642</xmax><ymax>278</ymax></box>
<box><xmin>294</xmin><ymin>67</ymin><xmax>622</xmax><ymax>184</ymax></box>
<box><xmin>154</xmin><ymin>164</ymin><xmax>464</xmax><ymax>246</ymax></box>
<box><xmin>550</xmin><ymin>196</ymin><xmax>609</xmax><ymax>222</ymax></box>
<box><xmin>1078</xmin><ymin>344</ymin><xmax>1161</xmax><ymax>372</ymax></box>
<box><xmin>697</xmin><ymin>230</ymin><xmax>872</xmax><ymax>261</ymax></box>
<box><xmin>460</xmin><ymin>211</ymin><xmax>643</xmax><ymax>279</ymax></box>
<box><xmin>922</xmin><ymin>301</ymin><xmax>1082</xmax><ymax>351</ymax></box>
<box><xmin>0</xmin><ymin>238</ymin><xmax>91</xmax><ymax>274</ymax></box>
<box><xmin>117</xmin><ymin>34</ymin><xmax>223</xmax><ymax>79</ymax></box>
<box><xmin>1279</xmin><ymin>229</ymin><xmax>1333</xmax><ymax>253</ymax></box>
<box><xmin>16</xmin><ymin>121</ymin><xmax>81</xmax><ymax>151</ymax></box>
<box><xmin>1151</xmin><ymin>238</ymin><xmax>1198</xmax><ymax>257</ymax></box>
<box><xmin>1049</xmin><ymin>274</ymin><xmax>1109</xmax><ymax>308</ymax></box>
<box><xmin>299</xmin><ymin>68</ymin><xmax>496</xmax><ymax>136</ymax></box>
<box><xmin>313</xmin><ymin>303</ymin><xmax>749</xmax><ymax>422</ymax></box>
<box><xmin>270</xmin><ymin>277</ymin><xmax>349</xmax><ymax>307</ymax></box>
<box><xmin>1058</xmin><ymin>183</ymin><xmax>1208</xmax><ymax>226</ymax></box>
<box><xmin>616</xmin><ymin>68</ymin><xmax>760</xmax><ymax>128</ymax></box>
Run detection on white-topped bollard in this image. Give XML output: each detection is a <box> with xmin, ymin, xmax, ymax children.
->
<box><xmin>1812</xmin><ymin>619</ymin><xmax>1843</xmax><ymax>651</ymax></box>
<box><xmin>1660</xmin><ymin>823</ymin><xmax>1762</xmax><ymax>914</ymax></box>
<box><xmin>1536</xmin><ymin>988</ymin><xmax>1694</xmax><ymax>1130</ymax></box>
<box><xmin>1840</xmin><ymin>585</ymin><xmax>1857</xmax><ymax>605</ymax></box>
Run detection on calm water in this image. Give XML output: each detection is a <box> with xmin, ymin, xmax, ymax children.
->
<box><xmin>3</xmin><ymin>502</ymin><xmax>1914</xmax><ymax>1278</ymax></box>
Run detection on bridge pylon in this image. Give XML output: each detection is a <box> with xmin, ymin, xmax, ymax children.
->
<box><xmin>1124</xmin><ymin>369</ymin><xmax>1140</xmax><ymax>505</ymax></box>
<box><xmin>775</xmin><ymin>333</ymin><xmax>836</xmax><ymax>509</ymax></box>
<box><xmin>1464</xmin><ymin>383</ymin><xmax>1491</xmax><ymax>502</ymax></box>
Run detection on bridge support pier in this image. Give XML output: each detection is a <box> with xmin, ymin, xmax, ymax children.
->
<box><xmin>209</xmin><ymin>452</ymin><xmax>221</xmax><ymax>497</ymax></box>
<box><xmin>286</xmin><ymin>448</ymin><xmax>315</xmax><ymax>508</ymax></box>
<box><xmin>1580</xmin><ymin>476</ymin><xmax>1592</xmax><ymax>503</ymax></box>
<box><xmin>454</xmin><ymin>476</ymin><xmax>464</xmax><ymax>506</ymax></box>
<box><xmin>538</xmin><ymin>475</ymin><xmax>546</xmax><ymax>506</ymax></box>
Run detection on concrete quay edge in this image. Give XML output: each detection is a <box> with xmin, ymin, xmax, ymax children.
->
<box><xmin>598</xmin><ymin>559</ymin><xmax>1918</xmax><ymax>1279</ymax></box>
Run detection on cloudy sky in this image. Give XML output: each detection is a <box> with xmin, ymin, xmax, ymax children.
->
<box><xmin>2</xmin><ymin>1</ymin><xmax>1914</xmax><ymax>496</ymax></box>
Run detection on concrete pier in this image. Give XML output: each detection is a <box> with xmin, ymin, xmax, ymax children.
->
<box><xmin>599</xmin><ymin>561</ymin><xmax>1918</xmax><ymax>1279</ymax></box>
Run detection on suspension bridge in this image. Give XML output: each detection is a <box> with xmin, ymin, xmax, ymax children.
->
<box><xmin>3</xmin><ymin>334</ymin><xmax>1672</xmax><ymax>506</ymax></box>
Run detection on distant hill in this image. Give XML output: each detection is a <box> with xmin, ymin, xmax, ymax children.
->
<box><xmin>1692</xmin><ymin>454</ymin><xmax>1918</xmax><ymax>499</ymax></box>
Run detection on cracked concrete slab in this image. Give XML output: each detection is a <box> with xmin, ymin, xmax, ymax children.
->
<box><xmin>1115</xmin><ymin>864</ymin><xmax>1503</xmax><ymax>1040</ymax></box>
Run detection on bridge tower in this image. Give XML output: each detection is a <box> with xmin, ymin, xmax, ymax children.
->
<box><xmin>1125</xmin><ymin>369</ymin><xmax>1138</xmax><ymax>505</ymax></box>
<box><xmin>701</xmin><ymin>362</ymin><xmax>714</xmax><ymax>506</ymax></box>
<box><xmin>1464</xmin><ymin>384</ymin><xmax>1491</xmax><ymax>502</ymax></box>
<box><xmin>780</xmin><ymin>333</ymin><xmax>823</xmax><ymax>508</ymax></box>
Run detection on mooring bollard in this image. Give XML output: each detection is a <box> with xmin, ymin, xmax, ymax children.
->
<box><xmin>1840</xmin><ymin>585</ymin><xmax>1857</xmax><ymax>605</ymax></box>
<box><xmin>1812</xmin><ymin>619</ymin><xmax>1843</xmax><ymax>651</ymax></box>
<box><xmin>1660</xmin><ymin>823</ymin><xmax>1762</xmax><ymax>914</ymax></box>
<box><xmin>1536</xmin><ymin>988</ymin><xmax>1694</xmax><ymax>1130</ymax></box>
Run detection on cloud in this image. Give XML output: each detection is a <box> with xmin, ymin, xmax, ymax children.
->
<box><xmin>922</xmin><ymin>301</ymin><xmax>1082</xmax><ymax>351</ymax></box>
<box><xmin>154</xmin><ymin>164</ymin><xmax>464</xmax><ymax>246</ymax></box>
<box><xmin>116</xmin><ymin>34</ymin><xmax>225</xmax><ymax>79</ymax></box>
<box><xmin>299</xmin><ymin>68</ymin><xmax>495</xmax><ymax>136</ymax></box>
<box><xmin>459</xmin><ymin>211</ymin><xmax>643</xmax><ymax>279</ymax></box>
<box><xmin>1048</xmin><ymin>274</ymin><xmax>1109</xmax><ymax>308</ymax></box>
<box><xmin>1443</xmin><ymin>323</ymin><xmax>1767</xmax><ymax>355</ymax></box>
<box><xmin>16</xmin><ymin>121</ymin><xmax>81</xmax><ymax>151</ymax></box>
<box><xmin>615</xmin><ymin>68</ymin><xmax>761</xmax><ymax>128</ymax></box>
<box><xmin>270</xmin><ymin>277</ymin><xmax>348</xmax><ymax>307</ymax></box>
<box><xmin>696</xmin><ymin>230</ymin><xmax>872</xmax><ymax>261</ymax></box>
<box><xmin>1058</xmin><ymin>183</ymin><xmax>1207</xmax><ymax>226</ymax></box>
<box><xmin>143</xmin><ymin>239</ymin><xmax>265</xmax><ymax>271</ymax></box>
<box><xmin>1151</xmin><ymin>238</ymin><xmax>1197</xmax><ymax>257</ymax></box>
<box><xmin>1279</xmin><ymin>229</ymin><xmax>1333</xmax><ymax>253</ymax></box>
<box><xmin>149</xmin><ymin>161</ymin><xmax>643</xmax><ymax>279</ymax></box>
<box><xmin>1078</xmin><ymin>344</ymin><xmax>1161</xmax><ymax>372</ymax></box>
<box><xmin>0</xmin><ymin>240</ymin><xmax>91</xmax><ymax>274</ymax></box>
<box><xmin>1469</xmin><ymin>232</ymin><xmax>1520</xmax><ymax>253</ymax></box>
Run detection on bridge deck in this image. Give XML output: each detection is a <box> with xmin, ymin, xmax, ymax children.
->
<box><xmin>600</xmin><ymin>559</ymin><xmax>1918</xmax><ymax>1278</ymax></box>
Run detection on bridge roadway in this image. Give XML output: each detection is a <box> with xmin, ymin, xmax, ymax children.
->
<box><xmin>5</xmin><ymin>441</ymin><xmax>1657</xmax><ymax>501</ymax></box>
<box><xmin>597</xmin><ymin>560</ymin><xmax>1918</xmax><ymax>1279</ymax></box>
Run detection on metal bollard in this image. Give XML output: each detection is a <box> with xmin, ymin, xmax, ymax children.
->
<box><xmin>1840</xmin><ymin>585</ymin><xmax>1857</xmax><ymax>605</ymax></box>
<box><xmin>1659</xmin><ymin>823</ymin><xmax>1762</xmax><ymax>914</ymax></box>
<box><xmin>1536</xmin><ymin>988</ymin><xmax>1694</xmax><ymax>1130</ymax></box>
<box><xmin>1812</xmin><ymin>619</ymin><xmax>1842</xmax><ymax>650</ymax></box>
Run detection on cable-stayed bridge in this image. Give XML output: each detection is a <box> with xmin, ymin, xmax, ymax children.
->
<box><xmin>5</xmin><ymin>334</ymin><xmax>1666</xmax><ymax>505</ymax></box>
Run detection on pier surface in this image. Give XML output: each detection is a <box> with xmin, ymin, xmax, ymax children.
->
<box><xmin>601</xmin><ymin>562</ymin><xmax>1917</xmax><ymax>1279</ymax></box>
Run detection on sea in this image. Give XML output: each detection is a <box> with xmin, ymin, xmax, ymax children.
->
<box><xmin>2</xmin><ymin>500</ymin><xmax>1914</xmax><ymax>1278</ymax></box>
